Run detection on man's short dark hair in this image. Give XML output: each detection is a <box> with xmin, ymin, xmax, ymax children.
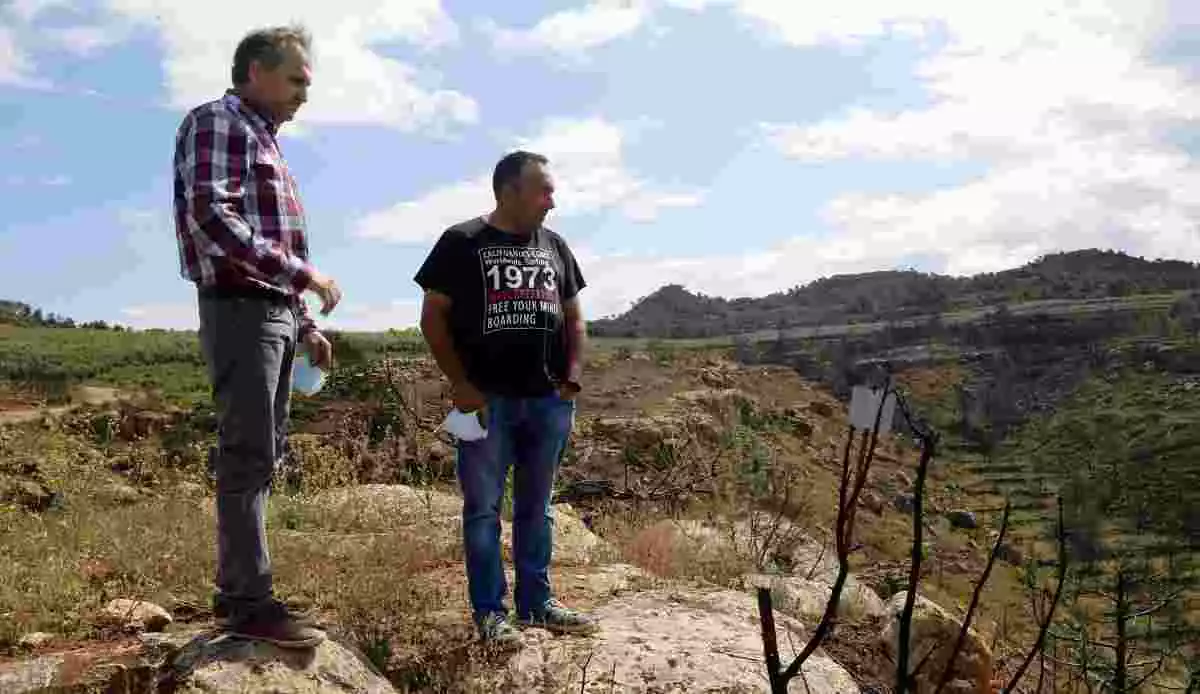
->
<box><xmin>492</xmin><ymin>150</ymin><xmax>549</xmax><ymax>198</ymax></box>
<box><xmin>231</xmin><ymin>25</ymin><xmax>312</xmax><ymax>86</ymax></box>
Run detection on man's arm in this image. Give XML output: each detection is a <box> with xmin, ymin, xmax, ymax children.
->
<box><xmin>562</xmin><ymin>295</ymin><xmax>587</xmax><ymax>386</ymax></box>
<box><xmin>420</xmin><ymin>289</ymin><xmax>484</xmax><ymax>410</ymax></box>
<box><xmin>176</xmin><ymin>110</ymin><xmax>316</xmax><ymax>294</ymax></box>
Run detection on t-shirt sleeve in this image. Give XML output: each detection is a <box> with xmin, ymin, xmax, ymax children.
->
<box><xmin>555</xmin><ymin>235</ymin><xmax>586</xmax><ymax>301</ymax></box>
<box><xmin>413</xmin><ymin>229</ymin><xmax>463</xmax><ymax>296</ymax></box>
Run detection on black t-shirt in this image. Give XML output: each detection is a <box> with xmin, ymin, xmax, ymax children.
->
<box><xmin>413</xmin><ymin>216</ymin><xmax>586</xmax><ymax>397</ymax></box>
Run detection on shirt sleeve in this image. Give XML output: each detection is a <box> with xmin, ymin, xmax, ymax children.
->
<box><xmin>413</xmin><ymin>228</ymin><xmax>464</xmax><ymax>297</ymax></box>
<box><xmin>555</xmin><ymin>235</ymin><xmax>586</xmax><ymax>301</ymax></box>
<box><xmin>176</xmin><ymin>110</ymin><xmax>315</xmax><ymax>294</ymax></box>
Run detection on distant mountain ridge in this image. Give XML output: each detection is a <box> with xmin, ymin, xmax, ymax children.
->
<box><xmin>589</xmin><ymin>249</ymin><xmax>1200</xmax><ymax>338</ymax></box>
<box><xmin>0</xmin><ymin>300</ymin><xmax>124</xmax><ymax>331</ymax></box>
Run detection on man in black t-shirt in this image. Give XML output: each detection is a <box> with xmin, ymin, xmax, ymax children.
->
<box><xmin>414</xmin><ymin>150</ymin><xmax>597</xmax><ymax>648</ymax></box>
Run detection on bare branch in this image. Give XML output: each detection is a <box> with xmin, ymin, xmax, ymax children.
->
<box><xmin>1006</xmin><ymin>496</ymin><xmax>1069</xmax><ymax>693</ymax></box>
<box><xmin>761</xmin><ymin>375</ymin><xmax>911</xmax><ymax>692</ymax></box>
<box><xmin>896</xmin><ymin>413</ymin><xmax>936</xmax><ymax>693</ymax></box>
<box><xmin>933</xmin><ymin>499</ymin><xmax>1012</xmax><ymax>694</ymax></box>
<box><xmin>757</xmin><ymin>587</ymin><xmax>785</xmax><ymax>693</ymax></box>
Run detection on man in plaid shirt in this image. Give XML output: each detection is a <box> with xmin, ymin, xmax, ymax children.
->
<box><xmin>173</xmin><ymin>24</ymin><xmax>340</xmax><ymax>649</ymax></box>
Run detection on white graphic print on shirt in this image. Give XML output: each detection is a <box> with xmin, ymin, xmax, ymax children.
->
<box><xmin>478</xmin><ymin>245</ymin><xmax>561</xmax><ymax>334</ymax></box>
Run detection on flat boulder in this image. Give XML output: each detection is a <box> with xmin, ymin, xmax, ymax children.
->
<box><xmin>163</xmin><ymin>631</ymin><xmax>396</xmax><ymax>693</ymax></box>
<box><xmin>746</xmin><ymin>573</ymin><xmax>886</xmax><ymax>624</ymax></box>
<box><xmin>301</xmin><ymin>485</ymin><xmax>613</xmax><ymax>564</ymax></box>
<box><xmin>0</xmin><ymin>628</ymin><xmax>398</xmax><ymax>693</ymax></box>
<box><xmin>486</xmin><ymin>588</ymin><xmax>860</xmax><ymax>693</ymax></box>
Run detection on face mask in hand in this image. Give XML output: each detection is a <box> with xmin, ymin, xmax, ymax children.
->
<box><xmin>440</xmin><ymin>408</ymin><xmax>488</xmax><ymax>442</ymax></box>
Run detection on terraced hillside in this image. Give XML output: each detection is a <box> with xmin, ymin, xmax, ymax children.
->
<box><xmin>723</xmin><ymin>296</ymin><xmax>1200</xmax><ymax>688</ymax></box>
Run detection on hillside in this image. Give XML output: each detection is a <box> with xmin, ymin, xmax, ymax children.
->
<box><xmin>0</xmin><ymin>341</ymin><xmax>1065</xmax><ymax>692</ymax></box>
<box><xmin>590</xmin><ymin>249</ymin><xmax>1200</xmax><ymax>338</ymax></box>
<box><xmin>0</xmin><ymin>325</ymin><xmax>1195</xmax><ymax>690</ymax></box>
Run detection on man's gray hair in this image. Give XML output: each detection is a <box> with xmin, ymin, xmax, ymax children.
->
<box><xmin>231</xmin><ymin>24</ymin><xmax>311</xmax><ymax>85</ymax></box>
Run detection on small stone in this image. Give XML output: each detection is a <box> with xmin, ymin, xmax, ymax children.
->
<box><xmin>1</xmin><ymin>478</ymin><xmax>55</xmax><ymax>512</ymax></box>
<box><xmin>997</xmin><ymin>542</ymin><xmax>1026</xmax><ymax>566</ymax></box>
<box><xmin>860</xmin><ymin>490</ymin><xmax>886</xmax><ymax>514</ymax></box>
<box><xmin>808</xmin><ymin>401</ymin><xmax>835</xmax><ymax>418</ymax></box>
<box><xmin>97</xmin><ymin>482</ymin><xmax>141</xmax><ymax>507</ymax></box>
<box><xmin>174</xmin><ymin>482</ymin><xmax>205</xmax><ymax>498</ymax></box>
<box><xmin>101</xmin><ymin>599</ymin><xmax>172</xmax><ymax>632</ymax></box>
<box><xmin>17</xmin><ymin>632</ymin><xmax>54</xmax><ymax>649</ymax></box>
<box><xmin>427</xmin><ymin>441</ymin><xmax>454</xmax><ymax>462</ymax></box>
<box><xmin>946</xmin><ymin>509</ymin><xmax>978</xmax><ymax>530</ymax></box>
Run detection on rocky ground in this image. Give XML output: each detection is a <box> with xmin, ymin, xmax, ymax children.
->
<box><xmin>0</xmin><ymin>348</ymin><xmax>1034</xmax><ymax>693</ymax></box>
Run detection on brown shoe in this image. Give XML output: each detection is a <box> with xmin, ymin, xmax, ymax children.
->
<box><xmin>215</xmin><ymin>597</ymin><xmax>319</xmax><ymax>629</ymax></box>
<box><xmin>225</xmin><ymin>601</ymin><xmax>326</xmax><ymax>649</ymax></box>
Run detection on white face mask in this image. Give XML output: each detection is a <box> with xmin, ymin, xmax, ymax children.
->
<box><xmin>440</xmin><ymin>408</ymin><xmax>488</xmax><ymax>442</ymax></box>
<box><xmin>292</xmin><ymin>356</ymin><xmax>326</xmax><ymax>395</ymax></box>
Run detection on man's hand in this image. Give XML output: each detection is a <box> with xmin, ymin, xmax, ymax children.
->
<box><xmin>307</xmin><ymin>270</ymin><xmax>342</xmax><ymax>315</ymax></box>
<box><xmin>451</xmin><ymin>380</ymin><xmax>487</xmax><ymax>413</ymax></box>
<box><xmin>557</xmin><ymin>380</ymin><xmax>581</xmax><ymax>401</ymax></box>
<box><xmin>302</xmin><ymin>330</ymin><xmax>333</xmax><ymax>371</ymax></box>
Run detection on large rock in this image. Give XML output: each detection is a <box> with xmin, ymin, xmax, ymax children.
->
<box><xmin>636</xmin><ymin>518</ymin><xmax>833</xmax><ymax>577</ymax></box>
<box><xmin>303</xmin><ymin>484</ymin><xmax>612</xmax><ymax>564</ymax></box>
<box><xmin>746</xmin><ymin>573</ymin><xmax>886</xmax><ymax>624</ymax></box>
<box><xmin>306</xmin><ymin>483</ymin><xmax>463</xmax><ymax>529</ymax></box>
<box><xmin>501</xmin><ymin>503</ymin><xmax>615</xmax><ymax>565</ymax></box>
<box><xmin>0</xmin><ymin>629</ymin><xmax>397</xmax><ymax>693</ymax></box>
<box><xmin>164</xmin><ymin>631</ymin><xmax>396</xmax><ymax>693</ymax></box>
<box><xmin>485</xmin><ymin>589</ymin><xmax>860</xmax><ymax>693</ymax></box>
<box><xmin>671</xmin><ymin>388</ymin><xmax>757</xmax><ymax>421</ymax></box>
<box><xmin>589</xmin><ymin>414</ymin><xmax>693</xmax><ymax>450</ymax></box>
<box><xmin>880</xmin><ymin>592</ymin><xmax>993</xmax><ymax>694</ymax></box>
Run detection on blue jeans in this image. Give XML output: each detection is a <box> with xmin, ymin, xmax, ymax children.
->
<box><xmin>455</xmin><ymin>393</ymin><xmax>576</xmax><ymax>624</ymax></box>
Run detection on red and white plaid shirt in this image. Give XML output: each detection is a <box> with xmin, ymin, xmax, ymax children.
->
<box><xmin>172</xmin><ymin>90</ymin><xmax>316</xmax><ymax>335</ymax></box>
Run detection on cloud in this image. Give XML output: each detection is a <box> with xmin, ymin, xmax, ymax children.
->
<box><xmin>537</xmin><ymin>0</ymin><xmax>1200</xmax><ymax>320</ymax></box>
<box><xmin>119</xmin><ymin>303</ymin><xmax>198</xmax><ymax>331</ymax></box>
<box><xmin>752</xmin><ymin>2</ymin><xmax>1200</xmax><ymax>278</ymax></box>
<box><xmin>101</xmin><ymin>0</ymin><xmax>477</xmax><ymax>133</ymax></box>
<box><xmin>487</xmin><ymin>1</ymin><xmax>1200</xmax><ymax>298</ymax></box>
<box><xmin>43</xmin><ymin>23</ymin><xmax>131</xmax><ymax>56</ymax></box>
<box><xmin>324</xmin><ymin>298</ymin><xmax>422</xmax><ymax>331</ymax></box>
<box><xmin>353</xmin><ymin>116</ymin><xmax>704</xmax><ymax>243</ymax></box>
<box><xmin>484</xmin><ymin>0</ymin><xmax>652</xmax><ymax>57</ymax></box>
<box><xmin>567</xmin><ymin>234</ymin><xmax>914</xmax><ymax>320</ymax></box>
<box><xmin>0</xmin><ymin>24</ymin><xmax>40</xmax><ymax>86</ymax></box>
<box><xmin>6</xmin><ymin>0</ymin><xmax>70</xmax><ymax>23</ymax></box>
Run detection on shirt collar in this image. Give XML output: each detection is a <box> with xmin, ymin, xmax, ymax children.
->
<box><xmin>223</xmin><ymin>89</ymin><xmax>278</xmax><ymax>136</ymax></box>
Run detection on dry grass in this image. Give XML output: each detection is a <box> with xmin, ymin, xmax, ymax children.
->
<box><xmin>0</xmin><ymin>455</ymin><xmax>215</xmax><ymax>644</ymax></box>
<box><xmin>0</xmin><ymin>423</ymin><xmax>459</xmax><ymax>662</ymax></box>
<box><xmin>0</xmin><ymin>416</ymin><xmax>531</xmax><ymax>690</ymax></box>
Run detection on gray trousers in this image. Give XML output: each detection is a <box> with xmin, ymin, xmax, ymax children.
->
<box><xmin>198</xmin><ymin>294</ymin><xmax>297</xmax><ymax>616</ymax></box>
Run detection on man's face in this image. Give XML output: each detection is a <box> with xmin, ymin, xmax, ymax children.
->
<box><xmin>248</xmin><ymin>44</ymin><xmax>311</xmax><ymax>124</ymax></box>
<box><xmin>509</xmin><ymin>161</ymin><xmax>556</xmax><ymax>230</ymax></box>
